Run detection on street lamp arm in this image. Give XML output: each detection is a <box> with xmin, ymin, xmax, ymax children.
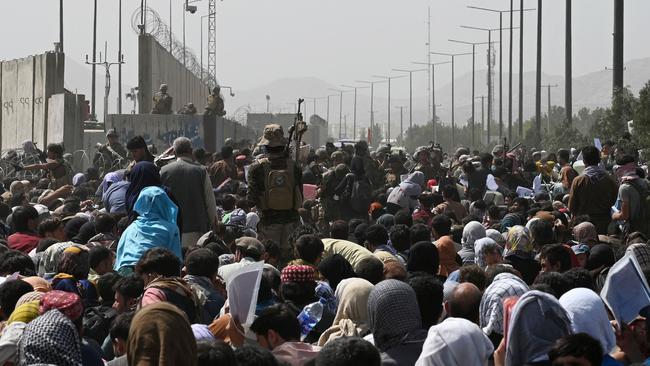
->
<box><xmin>392</xmin><ymin>68</ymin><xmax>428</xmax><ymax>73</ymax></box>
<box><xmin>448</xmin><ymin>39</ymin><xmax>492</xmax><ymax>45</ymax></box>
<box><xmin>467</xmin><ymin>5</ymin><xmax>536</xmax><ymax>12</ymax></box>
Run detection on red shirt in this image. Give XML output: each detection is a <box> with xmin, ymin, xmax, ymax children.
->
<box><xmin>8</xmin><ymin>232</ymin><xmax>41</xmax><ymax>254</ymax></box>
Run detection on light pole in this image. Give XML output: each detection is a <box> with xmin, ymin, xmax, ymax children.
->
<box><xmin>430</xmin><ymin>52</ymin><xmax>472</xmax><ymax>148</ymax></box>
<box><xmin>476</xmin><ymin>96</ymin><xmax>486</xmax><ymax>143</ymax></box>
<box><xmin>329</xmin><ymin>88</ymin><xmax>347</xmax><ymax>141</ymax></box>
<box><xmin>395</xmin><ymin>106</ymin><xmax>407</xmax><ymax>146</ymax></box>
<box><xmin>326</xmin><ymin>94</ymin><xmax>337</xmax><ymax>138</ymax></box>
<box><xmin>461</xmin><ymin>25</ymin><xmax>518</xmax><ymax>144</ymax></box>
<box><xmin>356</xmin><ymin>80</ymin><xmax>387</xmax><ymax>146</ymax></box>
<box><xmin>392</xmin><ymin>68</ymin><xmax>427</xmax><ymax>150</ymax></box>
<box><xmin>448</xmin><ymin>40</ymin><xmax>491</xmax><ymax>148</ymax></box>
<box><xmin>413</xmin><ymin>61</ymin><xmax>451</xmax><ymax>143</ymax></box>
<box><xmin>535</xmin><ymin>0</ymin><xmax>543</xmax><ymax>143</ymax></box>
<box><xmin>372</xmin><ymin>75</ymin><xmax>406</xmax><ymax>144</ymax></box>
<box><xmin>540</xmin><ymin>84</ymin><xmax>558</xmax><ymax>134</ymax></box>
<box><xmin>342</xmin><ymin>85</ymin><xmax>370</xmax><ymax>142</ymax></box>
<box><xmin>467</xmin><ymin>5</ymin><xmax>534</xmax><ymax>142</ymax></box>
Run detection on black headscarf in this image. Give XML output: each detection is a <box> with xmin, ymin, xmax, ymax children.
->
<box><xmin>125</xmin><ymin>161</ymin><xmax>161</xmax><ymax>214</ymax></box>
<box><xmin>406</xmin><ymin>241</ymin><xmax>440</xmax><ymax>275</ymax></box>
<box><xmin>72</xmin><ymin>221</ymin><xmax>97</xmax><ymax>244</ymax></box>
<box><xmin>586</xmin><ymin>244</ymin><xmax>615</xmax><ymax>271</ymax></box>
<box><xmin>64</xmin><ymin>217</ymin><xmax>89</xmax><ymax>243</ymax></box>
<box><xmin>318</xmin><ymin>254</ymin><xmax>356</xmax><ymax>290</ymax></box>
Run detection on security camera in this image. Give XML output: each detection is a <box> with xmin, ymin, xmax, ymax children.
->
<box><xmin>185</xmin><ymin>5</ymin><xmax>197</xmax><ymax>13</ymax></box>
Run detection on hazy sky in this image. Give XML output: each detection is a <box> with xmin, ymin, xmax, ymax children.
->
<box><xmin>1</xmin><ymin>0</ymin><xmax>649</xmax><ymax>117</ymax></box>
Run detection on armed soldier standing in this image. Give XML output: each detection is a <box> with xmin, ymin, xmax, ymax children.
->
<box><xmin>247</xmin><ymin>124</ymin><xmax>302</xmax><ymax>267</ymax></box>
<box><xmin>151</xmin><ymin>84</ymin><xmax>173</xmax><ymax>114</ymax></box>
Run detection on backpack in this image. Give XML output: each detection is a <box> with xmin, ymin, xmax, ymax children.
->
<box><xmin>624</xmin><ymin>180</ymin><xmax>650</xmax><ymax>236</ymax></box>
<box><xmin>82</xmin><ymin>305</ymin><xmax>118</xmax><ymax>344</ymax></box>
<box><xmin>260</xmin><ymin>158</ymin><xmax>302</xmax><ymax>211</ymax></box>
<box><xmin>349</xmin><ymin>178</ymin><xmax>372</xmax><ymax>213</ymax></box>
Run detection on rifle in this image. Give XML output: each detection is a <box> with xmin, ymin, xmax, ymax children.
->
<box><xmin>286</xmin><ymin>98</ymin><xmax>307</xmax><ymax>161</ymax></box>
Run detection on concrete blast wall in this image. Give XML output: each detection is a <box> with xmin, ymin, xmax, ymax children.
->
<box><xmin>0</xmin><ymin>52</ymin><xmax>65</xmax><ymax>151</ymax></box>
<box><xmin>106</xmin><ymin>114</ymin><xmax>256</xmax><ymax>153</ymax></box>
<box><xmin>138</xmin><ymin>34</ymin><xmax>208</xmax><ymax>114</ymax></box>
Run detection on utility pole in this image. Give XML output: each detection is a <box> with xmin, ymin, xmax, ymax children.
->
<box><xmin>540</xmin><ymin>84</ymin><xmax>558</xmax><ymax>134</ymax></box>
<box><xmin>535</xmin><ymin>0</ymin><xmax>543</xmax><ymax>142</ymax></box>
<box><xmin>118</xmin><ymin>0</ymin><xmax>123</xmax><ymax>114</ymax></box>
<box><xmin>519</xmin><ymin>0</ymin><xmax>525</xmax><ymax>140</ymax></box>
<box><xmin>413</xmin><ymin>61</ymin><xmax>451</xmax><ymax>143</ymax></box>
<box><xmin>372</xmin><ymin>75</ymin><xmax>406</xmax><ymax>144</ymax></box>
<box><xmin>326</xmin><ymin>94</ymin><xmax>337</xmax><ymax>137</ymax></box>
<box><xmin>613</xmin><ymin>0</ymin><xmax>624</xmax><ymax>93</ymax></box>
<box><xmin>565</xmin><ymin>0</ymin><xmax>572</xmax><ymax>124</ymax></box>
<box><xmin>430</xmin><ymin>52</ymin><xmax>472</xmax><ymax>148</ymax></box>
<box><xmin>91</xmin><ymin>0</ymin><xmax>97</xmax><ymax>120</ymax></box>
<box><xmin>449</xmin><ymin>40</ymin><xmax>491</xmax><ymax>149</ymax></box>
<box><xmin>396</xmin><ymin>106</ymin><xmax>407</xmax><ymax>145</ymax></box>
<box><xmin>426</xmin><ymin>7</ymin><xmax>432</xmax><ymax>124</ymax></box>
<box><xmin>476</xmin><ymin>96</ymin><xmax>486</xmax><ymax>144</ymax></box>
<box><xmin>207</xmin><ymin>0</ymin><xmax>217</xmax><ymax>88</ymax></box>
<box><xmin>85</xmin><ymin>43</ymin><xmax>125</xmax><ymax>123</ymax></box>
<box><xmin>392</xmin><ymin>68</ymin><xmax>427</xmax><ymax>150</ymax></box>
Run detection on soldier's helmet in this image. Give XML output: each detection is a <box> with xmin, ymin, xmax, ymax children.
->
<box><xmin>160</xmin><ymin>84</ymin><xmax>168</xmax><ymax>92</ymax></box>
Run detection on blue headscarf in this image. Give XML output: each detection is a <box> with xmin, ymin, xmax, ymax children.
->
<box><xmin>125</xmin><ymin>162</ymin><xmax>161</xmax><ymax>214</ymax></box>
<box><xmin>114</xmin><ymin>186</ymin><xmax>181</xmax><ymax>271</ymax></box>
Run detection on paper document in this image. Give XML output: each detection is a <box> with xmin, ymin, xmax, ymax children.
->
<box><xmin>601</xmin><ymin>252</ymin><xmax>650</xmax><ymax>325</ymax></box>
<box><xmin>226</xmin><ymin>261</ymin><xmax>264</xmax><ymax>326</ymax></box>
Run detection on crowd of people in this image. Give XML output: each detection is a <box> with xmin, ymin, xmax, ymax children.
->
<box><xmin>0</xmin><ymin>123</ymin><xmax>649</xmax><ymax>366</ymax></box>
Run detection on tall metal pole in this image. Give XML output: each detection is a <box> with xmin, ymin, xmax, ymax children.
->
<box><xmin>499</xmin><ymin>12</ymin><xmax>503</xmax><ymax>139</ymax></box>
<box><xmin>565</xmin><ymin>0</ymin><xmax>572</xmax><ymax>124</ymax></box>
<box><xmin>519</xmin><ymin>0</ymin><xmax>524</xmax><ymax>139</ymax></box>
<box><xmin>432</xmin><ymin>65</ymin><xmax>436</xmax><ymax>142</ymax></box>
<box><xmin>509</xmin><ymin>0</ymin><xmax>514</xmax><ymax>141</ymax></box>
<box><xmin>452</xmin><ymin>55</ymin><xmax>455</xmax><ymax>147</ymax></box>
<box><xmin>413</xmin><ymin>61</ymin><xmax>450</xmax><ymax>143</ymax></box>
<box><xmin>200</xmin><ymin>16</ymin><xmax>203</xmax><ymax>83</ymax></box>
<box><xmin>91</xmin><ymin>0</ymin><xmax>97</xmax><ymax>120</ymax></box>
<box><xmin>387</xmin><ymin>78</ymin><xmax>391</xmax><ymax>142</ymax></box>
<box><xmin>472</xmin><ymin>44</ymin><xmax>476</xmax><ymax>148</ymax></box>
<box><xmin>427</xmin><ymin>7</ymin><xmax>432</xmax><ymax>124</ymax></box>
<box><xmin>409</xmin><ymin>72</ymin><xmax>412</xmax><ymax>147</ymax></box>
<box><xmin>352</xmin><ymin>88</ymin><xmax>357</xmax><ymax>139</ymax></box>
<box><xmin>339</xmin><ymin>91</ymin><xmax>343</xmax><ymax>140</ymax></box>
<box><xmin>487</xmin><ymin>30</ymin><xmax>492</xmax><ymax>144</ymax></box>
<box><xmin>59</xmin><ymin>0</ymin><xmax>64</xmax><ymax>52</ymax></box>
<box><xmin>118</xmin><ymin>0</ymin><xmax>122</xmax><ymax>114</ymax></box>
<box><xmin>535</xmin><ymin>0</ymin><xmax>542</xmax><ymax>142</ymax></box>
<box><xmin>613</xmin><ymin>0</ymin><xmax>624</xmax><ymax>92</ymax></box>
<box><xmin>477</xmin><ymin>96</ymin><xmax>486</xmax><ymax>143</ymax></box>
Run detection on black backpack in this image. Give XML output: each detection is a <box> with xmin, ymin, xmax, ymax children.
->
<box><xmin>82</xmin><ymin>305</ymin><xmax>118</xmax><ymax>344</ymax></box>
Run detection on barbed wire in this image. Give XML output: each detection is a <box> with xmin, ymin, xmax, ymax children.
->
<box><xmin>131</xmin><ymin>6</ymin><xmax>218</xmax><ymax>89</ymax></box>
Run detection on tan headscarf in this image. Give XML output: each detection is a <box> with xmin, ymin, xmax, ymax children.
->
<box><xmin>127</xmin><ymin>302</ymin><xmax>197</xmax><ymax>366</ymax></box>
<box><xmin>436</xmin><ymin>236</ymin><xmax>459</xmax><ymax>277</ymax></box>
<box><xmin>318</xmin><ymin>278</ymin><xmax>374</xmax><ymax>346</ymax></box>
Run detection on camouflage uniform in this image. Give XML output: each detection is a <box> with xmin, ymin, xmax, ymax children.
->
<box><xmin>151</xmin><ymin>84</ymin><xmax>173</xmax><ymax>114</ymax></box>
